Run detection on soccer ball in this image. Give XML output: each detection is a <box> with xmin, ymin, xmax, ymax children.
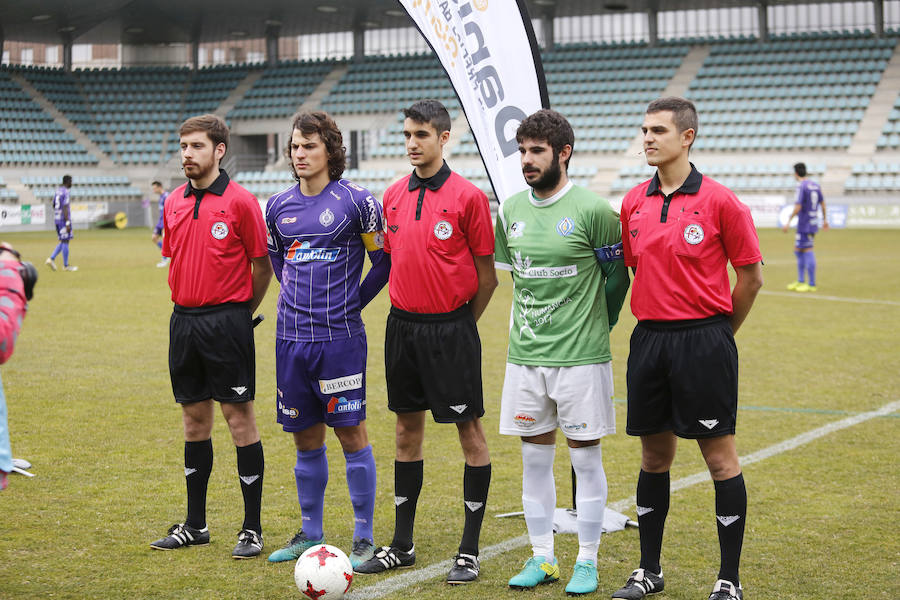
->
<box><xmin>294</xmin><ymin>544</ymin><xmax>353</xmax><ymax>599</ymax></box>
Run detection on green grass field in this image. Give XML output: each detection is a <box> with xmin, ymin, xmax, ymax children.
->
<box><xmin>0</xmin><ymin>226</ymin><xmax>897</xmax><ymax>599</ymax></box>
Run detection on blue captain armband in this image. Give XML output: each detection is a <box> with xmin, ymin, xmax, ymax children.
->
<box><xmin>594</xmin><ymin>242</ymin><xmax>624</xmax><ymax>263</ymax></box>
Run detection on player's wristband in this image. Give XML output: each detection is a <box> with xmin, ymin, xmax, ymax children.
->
<box><xmin>594</xmin><ymin>242</ymin><xmax>624</xmax><ymax>262</ymax></box>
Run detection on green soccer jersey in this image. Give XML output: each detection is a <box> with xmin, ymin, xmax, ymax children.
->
<box><xmin>495</xmin><ymin>182</ymin><xmax>628</xmax><ymax>366</ymax></box>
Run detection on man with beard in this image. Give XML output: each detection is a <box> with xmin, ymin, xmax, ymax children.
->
<box><xmin>150</xmin><ymin>114</ymin><xmax>273</xmax><ymax>559</ymax></box>
<box><xmin>495</xmin><ymin>108</ymin><xmax>629</xmax><ymax>596</ymax></box>
<box><xmin>612</xmin><ymin>97</ymin><xmax>762</xmax><ymax>600</ymax></box>
<box><xmin>263</xmin><ymin>111</ymin><xmax>388</xmax><ymax>569</ymax></box>
<box><xmin>355</xmin><ymin>99</ymin><xmax>497</xmax><ymax>584</ymax></box>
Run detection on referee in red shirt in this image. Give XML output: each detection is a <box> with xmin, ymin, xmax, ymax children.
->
<box><xmin>150</xmin><ymin>114</ymin><xmax>273</xmax><ymax>559</ymax></box>
<box><xmin>612</xmin><ymin>98</ymin><xmax>763</xmax><ymax>600</ymax></box>
<box><xmin>355</xmin><ymin>100</ymin><xmax>497</xmax><ymax>584</ymax></box>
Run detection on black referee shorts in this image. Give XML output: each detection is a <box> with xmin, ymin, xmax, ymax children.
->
<box><xmin>385</xmin><ymin>305</ymin><xmax>485</xmax><ymax>423</ymax></box>
<box><xmin>626</xmin><ymin>315</ymin><xmax>738</xmax><ymax>439</ymax></box>
<box><xmin>169</xmin><ymin>302</ymin><xmax>255</xmax><ymax>404</ymax></box>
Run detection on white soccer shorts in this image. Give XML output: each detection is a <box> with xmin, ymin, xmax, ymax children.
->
<box><xmin>498</xmin><ymin>362</ymin><xmax>616</xmax><ymax>440</ymax></box>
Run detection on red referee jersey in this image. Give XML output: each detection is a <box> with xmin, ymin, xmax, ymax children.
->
<box><xmin>621</xmin><ymin>165</ymin><xmax>762</xmax><ymax>321</ymax></box>
<box><xmin>382</xmin><ymin>162</ymin><xmax>494</xmax><ymax>313</ymax></box>
<box><xmin>163</xmin><ymin>170</ymin><xmax>268</xmax><ymax>307</ymax></box>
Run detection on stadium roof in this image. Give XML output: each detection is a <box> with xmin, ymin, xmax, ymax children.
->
<box><xmin>0</xmin><ymin>0</ymin><xmax>857</xmax><ymax>46</ymax></box>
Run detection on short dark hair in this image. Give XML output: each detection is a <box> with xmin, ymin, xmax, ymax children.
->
<box><xmin>62</xmin><ymin>175</ymin><xmax>72</xmax><ymax>186</ymax></box>
<box><xmin>794</xmin><ymin>162</ymin><xmax>808</xmax><ymax>177</ymax></box>
<box><xmin>151</xmin><ymin>180</ymin><xmax>162</xmax><ymax>187</ymax></box>
<box><xmin>516</xmin><ymin>109</ymin><xmax>575</xmax><ymax>170</ymax></box>
<box><xmin>178</xmin><ymin>114</ymin><xmax>229</xmax><ymax>154</ymax></box>
<box><xmin>286</xmin><ymin>111</ymin><xmax>347</xmax><ymax>182</ymax></box>
<box><xmin>646</xmin><ymin>96</ymin><xmax>699</xmax><ymax>145</ymax></box>
<box><xmin>403</xmin><ymin>99</ymin><xmax>451</xmax><ymax>134</ymax></box>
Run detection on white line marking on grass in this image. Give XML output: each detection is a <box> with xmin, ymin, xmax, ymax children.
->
<box><xmin>759</xmin><ymin>290</ymin><xmax>900</xmax><ymax>307</ymax></box>
<box><xmin>347</xmin><ymin>400</ymin><xmax>900</xmax><ymax>599</ymax></box>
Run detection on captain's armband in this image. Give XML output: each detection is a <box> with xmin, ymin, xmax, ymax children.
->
<box><xmin>361</xmin><ymin>231</ymin><xmax>385</xmax><ymax>251</ymax></box>
<box><xmin>594</xmin><ymin>242</ymin><xmax>624</xmax><ymax>263</ymax></box>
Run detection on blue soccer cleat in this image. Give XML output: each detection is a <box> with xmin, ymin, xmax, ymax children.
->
<box><xmin>565</xmin><ymin>559</ymin><xmax>598</xmax><ymax>595</ymax></box>
<box><xmin>266</xmin><ymin>529</ymin><xmax>322</xmax><ymax>563</ymax></box>
<box><xmin>508</xmin><ymin>555</ymin><xmax>560</xmax><ymax>589</ymax></box>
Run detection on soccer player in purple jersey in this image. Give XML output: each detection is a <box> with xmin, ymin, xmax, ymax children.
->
<box><xmin>44</xmin><ymin>175</ymin><xmax>77</xmax><ymax>272</ymax></box>
<box><xmin>264</xmin><ymin>111</ymin><xmax>389</xmax><ymax>569</ymax></box>
<box><xmin>783</xmin><ymin>162</ymin><xmax>828</xmax><ymax>292</ymax></box>
<box><xmin>151</xmin><ymin>181</ymin><xmax>170</xmax><ymax>268</ymax></box>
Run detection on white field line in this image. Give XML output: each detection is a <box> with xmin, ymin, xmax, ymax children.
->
<box><xmin>759</xmin><ymin>290</ymin><xmax>900</xmax><ymax>306</ymax></box>
<box><xmin>347</xmin><ymin>400</ymin><xmax>900</xmax><ymax>600</ymax></box>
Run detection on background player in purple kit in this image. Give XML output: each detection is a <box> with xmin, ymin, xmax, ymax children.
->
<box><xmin>783</xmin><ymin>162</ymin><xmax>828</xmax><ymax>292</ymax></box>
<box><xmin>264</xmin><ymin>111</ymin><xmax>389</xmax><ymax>569</ymax></box>
<box><xmin>44</xmin><ymin>174</ymin><xmax>77</xmax><ymax>272</ymax></box>
<box><xmin>151</xmin><ymin>181</ymin><xmax>170</xmax><ymax>268</ymax></box>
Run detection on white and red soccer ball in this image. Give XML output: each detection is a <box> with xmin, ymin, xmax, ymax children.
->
<box><xmin>294</xmin><ymin>544</ymin><xmax>353</xmax><ymax>599</ymax></box>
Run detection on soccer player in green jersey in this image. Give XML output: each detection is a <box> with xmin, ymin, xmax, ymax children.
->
<box><xmin>496</xmin><ymin>109</ymin><xmax>629</xmax><ymax>595</ymax></box>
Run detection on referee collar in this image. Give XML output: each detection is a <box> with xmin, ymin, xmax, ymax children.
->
<box><xmin>646</xmin><ymin>163</ymin><xmax>702</xmax><ymax>197</ymax></box>
<box><xmin>184</xmin><ymin>169</ymin><xmax>230</xmax><ymax>199</ymax></box>
<box><xmin>409</xmin><ymin>160</ymin><xmax>451</xmax><ymax>192</ymax></box>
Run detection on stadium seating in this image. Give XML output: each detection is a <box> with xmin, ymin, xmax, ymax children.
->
<box><xmin>688</xmin><ymin>33</ymin><xmax>897</xmax><ymax>151</ymax></box>
<box><xmin>876</xmin><ymin>92</ymin><xmax>900</xmax><ymax>151</ymax></box>
<box><xmin>0</xmin><ymin>175</ymin><xmax>19</xmax><ymax>202</ymax></box>
<box><xmin>21</xmin><ymin>175</ymin><xmax>142</xmax><ymax>200</ymax></box>
<box><xmin>844</xmin><ymin>162</ymin><xmax>900</xmax><ymax>192</ymax></box>
<box><xmin>320</xmin><ymin>53</ymin><xmax>459</xmax><ymax>116</ymax></box>
<box><xmin>228</xmin><ymin>59</ymin><xmax>334</xmax><ymax>120</ymax></box>
<box><xmin>0</xmin><ymin>68</ymin><xmax>99</xmax><ymax>166</ymax></box>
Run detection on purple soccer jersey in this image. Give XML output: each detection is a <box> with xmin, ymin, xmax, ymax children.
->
<box><xmin>53</xmin><ymin>185</ymin><xmax>73</xmax><ymax>241</ymax></box>
<box><xmin>265</xmin><ymin>179</ymin><xmax>384</xmax><ymax>342</ymax></box>
<box><xmin>154</xmin><ymin>191</ymin><xmax>168</xmax><ymax>235</ymax></box>
<box><xmin>795</xmin><ymin>179</ymin><xmax>824</xmax><ymax>234</ymax></box>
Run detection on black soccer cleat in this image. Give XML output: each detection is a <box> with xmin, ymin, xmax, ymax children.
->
<box><xmin>354</xmin><ymin>545</ymin><xmax>416</xmax><ymax>574</ymax></box>
<box><xmin>708</xmin><ymin>579</ymin><xmax>743</xmax><ymax>600</ymax></box>
<box><xmin>447</xmin><ymin>553</ymin><xmax>480</xmax><ymax>584</ymax></box>
<box><xmin>150</xmin><ymin>523</ymin><xmax>210</xmax><ymax>550</ymax></box>
<box><xmin>611</xmin><ymin>568</ymin><xmax>664</xmax><ymax>599</ymax></box>
<box><xmin>232</xmin><ymin>529</ymin><xmax>263</xmax><ymax>559</ymax></box>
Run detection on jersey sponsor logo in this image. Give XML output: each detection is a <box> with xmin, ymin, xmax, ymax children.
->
<box><xmin>286</xmin><ymin>240</ymin><xmax>340</xmax><ymax>262</ymax></box>
<box><xmin>563</xmin><ymin>422</ymin><xmax>588</xmax><ymax>432</ymax></box>
<box><xmin>434</xmin><ymin>220</ymin><xmax>453</xmax><ymax>240</ymax></box>
<box><xmin>465</xmin><ymin>501</ymin><xmax>484</xmax><ymax>512</ymax></box>
<box><xmin>630</xmin><ymin>228</ymin><xmax>638</xmax><ymax>238</ymax></box>
<box><xmin>683</xmin><ymin>223</ymin><xmax>704</xmax><ymax>245</ymax></box>
<box><xmin>327</xmin><ymin>395</ymin><xmax>363</xmax><ymax>414</ymax></box>
<box><xmin>699</xmin><ymin>418</ymin><xmax>719</xmax><ymax>429</ymax></box>
<box><xmin>514</xmin><ymin>413</ymin><xmax>537</xmax><ymax>428</ymax></box>
<box><xmin>211</xmin><ymin>221</ymin><xmax>229</xmax><ymax>240</ymax></box>
<box><xmin>278</xmin><ymin>400</ymin><xmax>299</xmax><ymax>418</ymax></box>
<box><xmin>240</xmin><ymin>474</ymin><xmax>260</xmax><ymax>486</ymax></box>
<box><xmin>387</xmin><ymin>224</ymin><xmax>399</xmax><ymax>233</ymax></box>
<box><xmin>319</xmin><ymin>372</ymin><xmax>364</xmax><ymax>394</ymax></box>
<box><xmin>449</xmin><ymin>404</ymin><xmax>467</xmax><ymax>414</ymax></box>
<box><xmin>319</xmin><ymin>208</ymin><xmax>335</xmax><ymax>227</ymax></box>
<box><xmin>281</xmin><ymin>216</ymin><xmax>297</xmax><ymax>224</ymax></box>
<box><xmin>556</xmin><ymin>217</ymin><xmax>575</xmax><ymax>236</ymax></box>
<box><xmin>636</xmin><ymin>505</ymin><xmax>654</xmax><ymax>516</ymax></box>
<box><xmin>231</xmin><ymin>386</ymin><xmax>248</xmax><ymax>395</ymax></box>
<box><xmin>508</xmin><ymin>221</ymin><xmax>526</xmax><ymax>238</ymax></box>
<box><xmin>512</xmin><ymin>251</ymin><xmax>577</xmax><ymax>279</ymax></box>
<box><xmin>717</xmin><ymin>515</ymin><xmax>741</xmax><ymax>527</ymax></box>
<box><xmin>347</xmin><ymin>182</ymin><xmax>365</xmax><ymax>192</ymax></box>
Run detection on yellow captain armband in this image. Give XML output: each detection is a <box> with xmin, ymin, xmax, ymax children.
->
<box><xmin>361</xmin><ymin>231</ymin><xmax>385</xmax><ymax>251</ymax></box>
